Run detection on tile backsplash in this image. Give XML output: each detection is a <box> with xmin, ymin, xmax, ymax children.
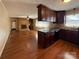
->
<box><xmin>35</xmin><ymin>21</ymin><xmax>78</xmax><ymax>31</ymax></box>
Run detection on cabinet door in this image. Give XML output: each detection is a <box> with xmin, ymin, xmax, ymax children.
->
<box><xmin>56</xmin><ymin>11</ymin><xmax>65</xmax><ymax>24</ymax></box>
<box><xmin>41</xmin><ymin>7</ymin><xmax>46</xmax><ymax>21</ymax></box>
<box><xmin>38</xmin><ymin>5</ymin><xmax>47</xmax><ymax>21</ymax></box>
<box><xmin>38</xmin><ymin>4</ymin><xmax>56</xmax><ymax>22</ymax></box>
<box><xmin>38</xmin><ymin>31</ymin><xmax>46</xmax><ymax>48</ymax></box>
<box><xmin>67</xmin><ymin>31</ymin><xmax>79</xmax><ymax>44</ymax></box>
<box><xmin>59</xmin><ymin>29</ymin><xmax>66</xmax><ymax>40</ymax></box>
<box><xmin>51</xmin><ymin>11</ymin><xmax>56</xmax><ymax>22</ymax></box>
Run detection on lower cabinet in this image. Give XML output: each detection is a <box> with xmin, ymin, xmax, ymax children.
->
<box><xmin>58</xmin><ymin>29</ymin><xmax>79</xmax><ymax>45</ymax></box>
<box><xmin>38</xmin><ymin>31</ymin><xmax>58</xmax><ymax>48</ymax></box>
<box><xmin>38</xmin><ymin>29</ymin><xmax>79</xmax><ymax>48</ymax></box>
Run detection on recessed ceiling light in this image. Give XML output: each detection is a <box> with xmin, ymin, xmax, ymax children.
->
<box><xmin>63</xmin><ymin>0</ymin><xmax>71</xmax><ymax>3</ymax></box>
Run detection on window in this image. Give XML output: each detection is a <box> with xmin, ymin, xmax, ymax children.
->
<box><xmin>65</xmin><ymin>14</ymin><xmax>79</xmax><ymax>28</ymax></box>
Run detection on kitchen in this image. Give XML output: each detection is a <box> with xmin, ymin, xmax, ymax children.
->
<box><xmin>36</xmin><ymin>4</ymin><xmax>79</xmax><ymax>48</ymax></box>
<box><xmin>37</xmin><ymin>3</ymin><xmax>79</xmax><ymax>59</ymax></box>
<box><xmin>0</xmin><ymin>0</ymin><xmax>79</xmax><ymax>59</ymax></box>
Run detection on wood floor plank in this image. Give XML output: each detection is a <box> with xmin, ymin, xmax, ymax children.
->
<box><xmin>38</xmin><ymin>40</ymin><xmax>79</xmax><ymax>59</ymax></box>
<box><xmin>0</xmin><ymin>30</ymin><xmax>79</xmax><ymax>59</ymax></box>
<box><xmin>0</xmin><ymin>30</ymin><xmax>37</xmax><ymax>59</ymax></box>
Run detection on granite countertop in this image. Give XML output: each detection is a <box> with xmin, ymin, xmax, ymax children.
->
<box><xmin>37</xmin><ymin>28</ymin><xmax>60</xmax><ymax>33</ymax></box>
<box><xmin>61</xmin><ymin>27</ymin><xmax>79</xmax><ymax>31</ymax></box>
<box><xmin>37</xmin><ymin>26</ymin><xmax>79</xmax><ymax>33</ymax></box>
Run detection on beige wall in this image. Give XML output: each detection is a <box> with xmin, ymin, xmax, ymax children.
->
<box><xmin>0</xmin><ymin>1</ymin><xmax>11</xmax><ymax>57</ymax></box>
<box><xmin>2</xmin><ymin>1</ymin><xmax>38</xmax><ymax>18</ymax></box>
<box><xmin>10</xmin><ymin>18</ymin><xmax>30</xmax><ymax>31</ymax></box>
<box><xmin>18</xmin><ymin>18</ymin><xmax>30</xmax><ymax>31</ymax></box>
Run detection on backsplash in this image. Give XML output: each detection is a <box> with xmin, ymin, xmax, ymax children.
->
<box><xmin>55</xmin><ymin>24</ymin><xmax>78</xmax><ymax>31</ymax></box>
<box><xmin>35</xmin><ymin>21</ymin><xmax>79</xmax><ymax>31</ymax></box>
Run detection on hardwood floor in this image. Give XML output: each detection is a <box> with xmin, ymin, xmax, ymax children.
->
<box><xmin>0</xmin><ymin>30</ymin><xmax>79</xmax><ymax>59</ymax></box>
<box><xmin>38</xmin><ymin>40</ymin><xmax>79</xmax><ymax>59</ymax></box>
<box><xmin>0</xmin><ymin>30</ymin><xmax>38</xmax><ymax>59</ymax></box>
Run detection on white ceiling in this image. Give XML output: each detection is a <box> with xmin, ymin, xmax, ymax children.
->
<box><xmin>2</xmin><ymin>0</ymin><xmax>38</xmax><ymax>18</ymax></box>
<box><xmin>2</xmin><ymin>0</ymin><xmax>79</xmax><ymax>18</ymax></box>
<box><xmin>39</xmin><ymin>0</ymin><xmax>79</xmax><ymax>10</ymax></box>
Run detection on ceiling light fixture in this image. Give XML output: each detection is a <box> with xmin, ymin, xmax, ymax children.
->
<box><xmin>63</xmin><ymin>0</ymin><xmax>71</xmax><ymax>3</ymax></box>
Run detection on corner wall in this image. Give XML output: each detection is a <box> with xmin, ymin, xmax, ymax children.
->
<box><xmin>0</xmin><ymin>0</ymin><xmax>11</xmax><ymax>57</ymax></box>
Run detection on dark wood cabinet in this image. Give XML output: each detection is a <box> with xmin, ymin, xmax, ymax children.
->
<box><xmin>38</xmin><ymin>4</ymin><xmax>47</xmax><ymax>21</ymax></box>
<box><xmin>37</xmin><ymin>4</ymin><xmax>66</xmax><ymax>23</ymax></box>
<box><xmin>38</xmin><ymin>31</ymin><xmax>58</xmax><ymax>48</ymax></box>
<box><xmin>58</xmin><ymin>29</ymin><xmax>79</xmax><ymax>45</ymax></box>
<box><xmin>56</xmin><ymin>11</ymin><xmax>65</xmax><ymax>24</ymax></box>
<box><xmin>37</xmin><ymin>4</ymin><xmax>56</xmax><ymax>22</ymax></box>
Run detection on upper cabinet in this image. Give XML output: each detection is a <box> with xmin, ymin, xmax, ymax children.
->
<box><xmin>37</xmin><ymin>4</ymin><xmax>65</xmax><ymax>23</ymax></box>
<box><xmin>56</xmin><ymin>11</ymin><xmax>65</xmax><ymax>24</ymax></box>
<box><xmin>37</xmin><ymin>4</ymin><xmax>46</xmax><ymax>21</ymax></box>
<box><xmin>37</xmin><ymin>4</ymin><xmax>56</xmax><ymax>22</ymax></box>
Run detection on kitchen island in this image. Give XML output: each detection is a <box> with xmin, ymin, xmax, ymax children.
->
<box><xmin>38</xmin><ymin>28</ymin><xmax>79</xmax><ymax>48</ymax></box>
<box><xmin>38</xmin><ymin>29</ymin><xmax>59</xmax><ymax>48</ymax></box>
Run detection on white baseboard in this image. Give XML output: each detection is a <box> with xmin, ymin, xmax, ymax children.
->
<box><xmin>0</xmin><ymin>30</ymin><xmax>11</xmax><ymax>57</ymax></box>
